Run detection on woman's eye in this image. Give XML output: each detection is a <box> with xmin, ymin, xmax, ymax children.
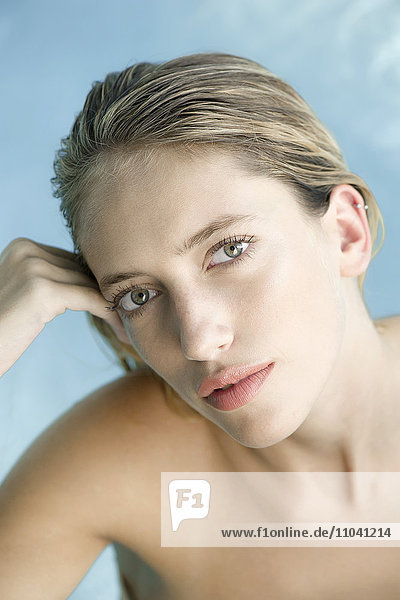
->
<box><xmin>117</xmin><ymin>237</ymin><xmax>253</xmax><ymax>315</ymax></box>
<box><xmin>120</xmin><ymin>288</ymin><xmax>158</xmax><ymax>312</ymax></box>
<box><xmin>208</xmin><ymin>240</ymin><xmax>250</xmax><ymax>267</ymax></box>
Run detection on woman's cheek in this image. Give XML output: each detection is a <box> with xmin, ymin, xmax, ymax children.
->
<box><xmin>252</xmin><ymin>241</ymin><xmax>344</xmax><ymax>365</ymax></box>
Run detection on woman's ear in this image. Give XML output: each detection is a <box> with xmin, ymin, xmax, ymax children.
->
<box><xmin>326</xmin><ymin>184</ymin><xmax>372</xmax><ymax>278</ymax></box>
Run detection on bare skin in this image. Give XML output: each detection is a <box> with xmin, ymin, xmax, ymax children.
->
<box><xmin>90</xmin><ymin>331</ymin><xmax>400</xmax><ymax>600</ymax></box>
<box><xmin>77</xmin><ymin>147</ymin><xmax>400</xmax><ymax>599</ymax></box>
<box><xmin>81</xmin><ymin>147</ymin><xmax>399</xmax><ymax>470</ymax></box>
<box><xmin>0</xmin><ymin>237</ymin><xmax>127</xmax><ymax>378</ymax></box>
<box><xmin>1</xmin><ymin>147</ymin><xmax>400</xmax><ymax>598</ymax></box>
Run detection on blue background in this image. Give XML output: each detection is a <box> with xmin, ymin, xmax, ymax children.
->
<box><xmin>0</xmin><ymin>0</ymin><xmax>399</xmax><ymax>598</ymax></box>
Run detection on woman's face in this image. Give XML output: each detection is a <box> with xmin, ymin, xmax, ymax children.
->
<box><xmin>81</xmin><ymin>148</ymin><xmax>347</xmax><ymax>448</ymax></box>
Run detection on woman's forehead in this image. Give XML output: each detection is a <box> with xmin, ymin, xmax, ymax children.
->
<box><xmin>80</xmin><ymin>147</ymin><xmax>329</xmax><ymax>280</ymax></box>
<box><xmin>83</xmin><ymin>153</ymin><xmax>298</xmax><ymax>245</ymax></box>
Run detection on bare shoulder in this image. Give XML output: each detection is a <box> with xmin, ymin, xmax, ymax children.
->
<box><xmin>47</xmin><ymin>368</ymin><xmax>193</xmax><ymax>482</ymax></box>
<box><xmin>388</xmin><ymin>314</ymin><xmax>400</xmax><ymax>333</ymax></box>
<box><xmin>77</xmin><ymin>369</ymin><xmax>202</xmax><ymax>449</ymax></box>
<box><xmin>374</xmin><ymin>313</ymin><xmax>400</xmax><ymax>328</ymax></box>
<box><xmin>0</xmin><ymin>370</ymin><xmax>186</xmax><ymax>597</ymax></box>
<box><xmin>88</xmin><ymin>368</ymin><xmax>212</xmax><ymax>465</ymax></box>
<box><xmin>0</xmin><ymin>372</ymin><xmax>186</xmax><ymax>539</ymax></box>
<box><xmin>374</xmin><ymin>314</ymin><xmax>400</xmax><ymax>349</ymax></box>
<box><xmin>71</xmin><ymin>369</ymin><xmax>214</xmax><ymax>544</ymax></box>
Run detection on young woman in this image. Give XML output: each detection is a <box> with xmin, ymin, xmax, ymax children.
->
<box><xmin>0</xmin><ymin>52</ymin><xmax>399</xmax><ymax>599</ymax></box>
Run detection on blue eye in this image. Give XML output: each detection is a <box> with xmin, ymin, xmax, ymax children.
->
<box><xmin>106</xmin><ymin>234</ymin><xmax>256</xmax><ymax>319</ymax></box>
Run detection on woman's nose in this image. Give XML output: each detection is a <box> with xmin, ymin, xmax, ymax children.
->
<box><xmin>171</xmin><ymin>290</ymin><xmax>234</xmax><ymax>361</ymax></box>
<box><xmin>181</xmin><ymin>320</ymin><xmax>234</xmax><ymax>361</ymax></box>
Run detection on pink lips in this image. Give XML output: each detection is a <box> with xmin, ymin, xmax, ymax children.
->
<box><xmin>197</xmin><ymin>361</ymin><xmax>274</xmax><ymax>398</ymax></box>
<box><xmin>198</xmin><ymin>362</ymin><xmax>275</xmax><ymax>412</ymax></box>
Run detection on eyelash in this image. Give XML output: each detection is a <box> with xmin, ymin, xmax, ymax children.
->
<box><xmin>105</xmin><ymin>234</ymin><xmax>256</xmax><ymax>319</ymax></box>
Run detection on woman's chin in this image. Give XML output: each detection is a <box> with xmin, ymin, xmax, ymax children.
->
<box><xmin>220</xmin><ymin>417</ymin><xmax>305</xmax><ymax>449</ymax></box>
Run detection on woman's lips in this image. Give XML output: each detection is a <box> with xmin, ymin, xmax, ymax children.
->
<box><xmin>197</xmin><ymin>361</ymin><xmax>273</xmax><ymax>397</ymax></box>
<box><xmin>202</xmin><ymin>363</ymin><xmax>275</xmax><ymax>411</ymax></box>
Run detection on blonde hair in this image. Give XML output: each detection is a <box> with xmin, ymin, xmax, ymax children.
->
<box><xmin>52</xmin><ymin>51</ymin><xmax>385</xmax><ymax>417</ymax></box>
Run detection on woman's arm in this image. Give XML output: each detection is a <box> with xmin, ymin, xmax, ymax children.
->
<box><xmin>0</xmin><ymin>377</ymin><xmax>134</xmax><ymax>599</ymax></box>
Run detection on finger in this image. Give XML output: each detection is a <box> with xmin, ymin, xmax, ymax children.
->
<box><xmin>62</xmin><ymin>285</ymin><xmax>121</xmax><ymax>323</ymax></box>
<box><xmin>33</xmin><ymin>250</ymin><xmax>96</xmax><ymax>277</ymax></box>
<box><xmin>16</xmin><ymin>256</ymin><xmax>99</xmax><ymax>289</ymax></box>
<box><xmin>14</xmin><ymin>237</ymin><xmax>83</xmax><ymax>262</ymax></box>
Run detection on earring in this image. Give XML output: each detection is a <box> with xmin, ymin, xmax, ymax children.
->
<box><xmin>354</xmin><ymin>202</ymin><xmax>369</xmax><ymax>210</ymax></box>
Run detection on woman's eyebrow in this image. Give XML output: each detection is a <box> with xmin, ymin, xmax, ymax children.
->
<box><xmin>172</xmin><ymin>213</ymin><xmax>257</xmax><ymax>256</ymax></box>
<box><xmin>100</xmin><ymin>213</ymin><xmax>257</xmax><ymax>290</ymax></box>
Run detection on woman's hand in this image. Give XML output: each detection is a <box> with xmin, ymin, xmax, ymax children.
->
<box><xmin>0</xmin><ymin>237</ymin><xmax>127</xmax><ymax>378</ymax></box>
